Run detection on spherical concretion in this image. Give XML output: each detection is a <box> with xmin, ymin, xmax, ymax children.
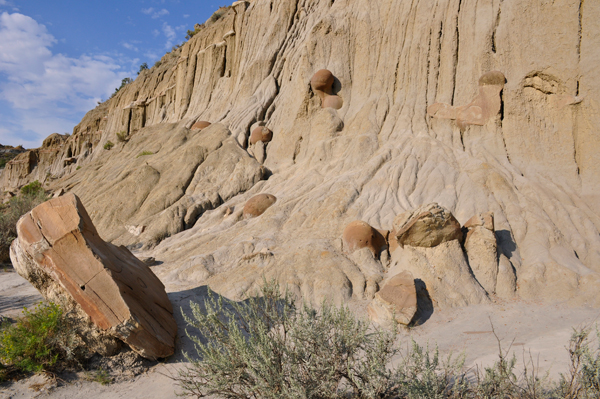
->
<box><xmin>322</xmin><ymin>94</ymin><xmax>343</xmax><ymax>110</ymax></box>
<box><xmin>191</xmin><ymin>121</ymin><xmax>211</xmax><ymax>130</ymax></box>
<box><xmin>249</xmin><ymin>126</ymin><xmax>273</xmax><ymax>145</ymax></box>
<box><xmin>342</xmin><ymin>220</ymin><xmax>387</xmax><ymax>256</ymax></box>
<box><xmin>243</xmin><ymin>194</ymin><xmax>277</xmax><ymax>218</ymax></box>
<box><xmin>478</xmin><ymin>71</ymin><xmax>506</xmax><ymax>86</ymax></box>
<box><xmin>310</xmin><ymin>69</ymin><xmax>335</xmax><ymax>93</ymax></box>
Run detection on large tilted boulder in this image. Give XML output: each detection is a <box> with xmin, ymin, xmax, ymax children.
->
<box><xmin>9</xmin><ymin>194</ymin><xmax>177</xmax><ymax>360</ymax></box>
<box><xmin>368</xmin><ymin>271</ymin><xmax>417</xmax><ymax>325</ymax></box>
<box><xmin>391</xmin><ymin>203</ymin><xmax>462</xmax><ymax>249</ymax></box>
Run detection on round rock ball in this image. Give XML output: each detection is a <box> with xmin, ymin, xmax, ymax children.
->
<box><xmin>191</xmin><ymin>121</ymin><xmax>211</xmax><ymax>130</ymax></box>
<box><xmin>243</xmin><ymin>194</ymin><xmax>277</xmax><ymax>218</ymax></box>
<box><xmin>310</xmin><ymin>69</ymin><xmax>335</xmax><ymax>93</ymax></box>
<box><xmin>478</xmin><ymin>71</ymin><xmax>506</xmax><ymax>87</ymax></box>
<box><xmin>323</xmin><ymin>94</ymin><xmax>343</xmax><ymax>110</ymax></box>
<box><xmin>249</xmin><ymin>126</ymin><xmax>273</xmax><ymax>145</ymax></box>
<box><xmin>342</xmin><ymin>220</ymin><xmax>387</xmax><ymax>256</ymax></box>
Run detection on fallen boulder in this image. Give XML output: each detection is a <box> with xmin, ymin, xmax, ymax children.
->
<box><xmin>9</xmin><ymin>193</ymin><xmax>177</xmax><ymax>360</ymax></box>
<box><xmin>391</xmin><ymin>203</ymin><xmax>462</xmax><ymax>248</ymax></box>
<box><xmin>367</xmin><ymin>271</ymin><xmax>417</xmax><ymax>325</ymax></box>
<box><xmin>243</xmin><ymin>193</ymin><xmax>277</xmax><ymax>218</ymax></box>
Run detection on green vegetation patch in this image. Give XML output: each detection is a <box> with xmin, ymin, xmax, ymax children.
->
<box><xmin>103</xmin><ymin>141</ymin><xmax>114</xmax><ymax>150</ymax></box>
<box><xmin>136</xmin><ymin>151</ymin><xmax>154</xmax><ymax>158</ymax></box>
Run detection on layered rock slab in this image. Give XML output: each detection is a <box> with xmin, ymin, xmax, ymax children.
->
<box><xmin>10</xmin><ymin>193</ymin><xmax>177</xmax><ymax>360</ymax></box>
<box><xmin>368</xmin><ymin>271</ymin><xmax>417</xmax><ymax>325</ymax></box>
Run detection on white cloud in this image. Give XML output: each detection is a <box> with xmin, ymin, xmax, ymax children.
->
<box><xmin>183</xmin><ymin>14</ymin><xmax>190</xmax><ymax>18</ymax></box>
<box><xmin>162</xmin><ymin>22</ymin><xmax>176</xmax><ymax>49</ymax></box>
<box><xmin>0</xmin><ymin>12</ymin><xmax>129</xmax><ymax>147</ymax></box>
<box><xmin>142</xmin><ymin>7</ymin><xmax>169</xmax><ymax>19</ymax></box>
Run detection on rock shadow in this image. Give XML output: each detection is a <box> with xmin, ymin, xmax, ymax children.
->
<box><xmin>410</xmin><ymin>278</ymin><xmax>434</xmax><ymax>326</ymax></box>
<box><xmin>495</xmin><ymin>229</ymin><xmax>517</xmax><ymax>258</ymax></box>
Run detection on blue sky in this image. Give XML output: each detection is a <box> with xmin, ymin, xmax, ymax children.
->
<box><xmin>0</xmin><ymin>0</ymin><xmax>222</xmax><ymax>148</ymax></box>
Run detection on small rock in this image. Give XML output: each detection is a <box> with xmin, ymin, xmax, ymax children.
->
<box><xmin>243</xmin><ymin>194</ymin><xmax>277</xmax><ymax>218</ymax></box>
<box><xmin>249</xmin><ymin>127</ymin><xmax>273</xmax><ymax>145</ymax></box>
<box><xmin>191</xmin><ymin>121</ymin><xmax>211</xmax><ymax>130</ymax></box>
<box><xmin>368</xmin><ymin>271</ymin><xmax>417</xmax><ymax>325</ymax></box>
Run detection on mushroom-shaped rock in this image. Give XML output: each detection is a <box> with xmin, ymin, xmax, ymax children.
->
<box><xmin>243</xmin><ymin>194</ymin><xmax>277</xmax><ymax>218</ymax></box>
<box><xmin>249</xmin><ymin>126</ymin><xmax>273</xmax><ymax>145</ymax></box>
<box><xmin>9</xmin><ymin>193</ymin><xmax>177</xmax><ymax>360</ymax></box>
<box><xmin>342</xmin><ymin>220</ymin><xmax>387</xmax><ymax>256</ymax></box>
<box><xmin>191</xmin><ymin>121</ymin><xmax>211</xmax><ymax>131</ymax></box>
<box><xmin>391</xmin><ymin>203</ymin><xmax>462</xmax><ymax>249</ymax></box>
<box><xmin>310</xmin><ymin>69</ymin><xmax>335</xmax><ymax>94</ymax></box>
<box><xmin>368</xmin><ymin>271</ymin><xmax>417</xmax><ymax>325</ymax></box>
<box><xmin>323</xmin><ymin>94</ymin><xmax>343</xmax><ymax>110</ymax></box>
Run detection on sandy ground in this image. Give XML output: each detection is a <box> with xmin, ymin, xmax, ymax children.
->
<box><xmin>1</xmin><ymin>266</ymin><xmax>599</xmax><ymax>398</ymax></box>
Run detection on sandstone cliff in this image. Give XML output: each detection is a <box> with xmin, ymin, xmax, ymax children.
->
<box><xmin>3</xmin><ymin>0</ymin><xmax>600</xmax><ymax>309</ymax></box>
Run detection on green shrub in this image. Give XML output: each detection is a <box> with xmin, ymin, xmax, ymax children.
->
<box><xmin>103</xmin><ymin>141</ymin><xmax>114</xmax><ymax>150</ymax></box>
<box><xmin>115</xmin><ymin>131</ymin><xmax>129</xmax><ymax>143</ymax></box>
<box><xmin>0</xmin><ymin>188</ymin><xmax>48</xmax><ymax>264</ymax></box>
<box><xmin>76</xmin><ymin>166</ymin><xmax>81</xmax><ymax>171</ymax></box>
<box><xmin>176</xmin><ymin>280</ymin><xmax>600</xmax><ymax>399</ymax></box>
<box><xmin>20</xmin><ymin>180</ymin><xmax>43</xmax><ymax>197</ymax></box>
<box><xmin>178</xmin><ymin>280</ymin><xmax>399</xmax><ymax>398</ymax></box>
<box><xmin>136</xmin><ymin>151</ymin><xmax>154</xmax><ymax>158</ymax></box>
<box><xmin>0</xmin><ymin>302</ymin><xmax>80</xmax><ymax>379</ymax></box>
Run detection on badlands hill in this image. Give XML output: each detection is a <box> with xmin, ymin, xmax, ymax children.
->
<box><xmin>2</xmin><ymin>0</ymin><xmax>600</xmax><ymax>318</ymax></box>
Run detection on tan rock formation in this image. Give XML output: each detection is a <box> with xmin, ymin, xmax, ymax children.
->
<box><xmin>342</xmin><ymin>220</ymin><xmax>387</xmax><ymax>257</ymax></box>
<box><xmin>243</xmin><ymin>193</ymin><xmax>277</xmax><ymax>218</ymax></box>
<box><xmin>2</xmin><ymin>0</ymin><xmax>599</xmax><ymax>309</ymax></box>
<box><xmin>310</xmin><ymin>69</ymin><xmax>343</xmax><ymax>109</ymax></box>
<box><xmin>428</xmin><ymin>71</ymin><xmax>506</xmax><ymax>129</ymax></box>
<box><xmin>389</xmin><ymin>241</ymin><xmax>488</xmax><ymax>309</ymax></box>
<box><xmin>464</xmin><ymin>212</ymin><xmax>499</xmax><ymax>295</ymax></box>
<box><xmin>10</xmin><ymin>194</ymin><xmax>177</xmax><ymax>359</ymax></box>
<box><xmin>249</xmin><ymin>126</ymin><xmax>273</xmax><ymax>145</ymax></box>
<box><xmin>191</xmin><ymin>120</ymin><xmax>211</xmax><ymax>130</ymax></box>
<box><xmin>368</xmin><ymin>271</ymin><xmax>417</xmax><ymax>325</ymax></box>
<box><xmin>391</xmin><ymin>204</ymin><xmax>462</xmax><ymax>249</ymax></box>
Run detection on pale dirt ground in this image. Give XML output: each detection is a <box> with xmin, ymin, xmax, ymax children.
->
<box><xmin>1</xmin><ymin>267</ymin><xmax>599</xmax><ymax>399</ymax></box>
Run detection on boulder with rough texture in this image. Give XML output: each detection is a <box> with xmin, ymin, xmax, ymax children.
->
<box><xmin>249</xmin><ymin>126</ymin><xmax>273</xmax><ymax>145</ymax></box>
<box><xmin>368</xmin><ymin>271</ymin><xmax>417</xmax><ymax>325</ymax></box>
<box><xmin>391</xmin><ymin>203</ymin><xmax>462</xmax><ymax>249</ymax></box>
<box><xmin>242</xmin><ymin>193</ymin><xmax>277</xmax><ymax>218</ymax></box>
<box><xmin>342</xmin><ymin>220</ymin><xmax>387</xmax><ymax>257</ymax></box>
<box><xmin>191</xmin><ymin>120</ymin><xmax>211</xmax><ymax>130</ymax></box>
<box><xmin>9</xmin><ymin>193</ymin><xmax>177</xmax><ymax>360</ymax></box>
<box><xmin>464</xmin><ymin>212</ymin><xmax>499</xmax><ymax>295</ymax></box>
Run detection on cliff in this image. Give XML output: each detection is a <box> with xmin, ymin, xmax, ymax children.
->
<box><xmin>3</xmin><ymin>0</ymin><xmax>600</xmax><ymax>308</ymax></box>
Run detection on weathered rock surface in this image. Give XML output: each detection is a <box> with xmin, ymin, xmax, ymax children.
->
<box><xmin>391</xmin><ymin>203</ymin><xmax>462</xmax><ymax>248</ymax></box>
<box><xmin>243</xmin><ymin>193</ymin><xmax>277</xmax><ymax>218</ymax></box>
<box><xmin>368</xmin><ymin>271</ymin><xmax>417</xmax><ymax>325</ymax></box>
<box><xmin>464</xmin><ymin>212</ymin><xmax>500</xmax><ymax>295</ymax></box>
<box><xmin>389</xmin><ymin>240</ymin><xmax>488</xmax><ymax>309</ymax></box>
<box><xmin>2</xmin><ymin>0</ymin><xmax>600</xmax><ymax>309</ymax></box>
<box><xmin>9</xmin><ymin>193</ymin><xmax>177</xmax><ymax>359</ymax></box>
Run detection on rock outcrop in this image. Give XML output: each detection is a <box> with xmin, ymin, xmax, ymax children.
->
<box><xmin>342</xmin><ymin>221</ymin><xmax>387</xmax><ymax>257</ymax></box>
<box><xmin>2</xmin><ymin>0</ymin><xmax>600</xmax><ymax>310</ymax></box>
<box><xmin>10</xmin><ymin>194</ymin><xmax>177</xmax><ymax>359</ymax></box>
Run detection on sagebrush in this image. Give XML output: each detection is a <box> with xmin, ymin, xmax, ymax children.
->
<box><xmin>177</xmin><ymin>281</ymin><xmax>600</xmax><ymax>398</ymax></box>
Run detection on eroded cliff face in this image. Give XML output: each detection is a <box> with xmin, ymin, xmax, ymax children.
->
<box><xmin>4</xmin><ymin>0</ymin><xmax>600</xmax><ymax>308</ymax></box>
